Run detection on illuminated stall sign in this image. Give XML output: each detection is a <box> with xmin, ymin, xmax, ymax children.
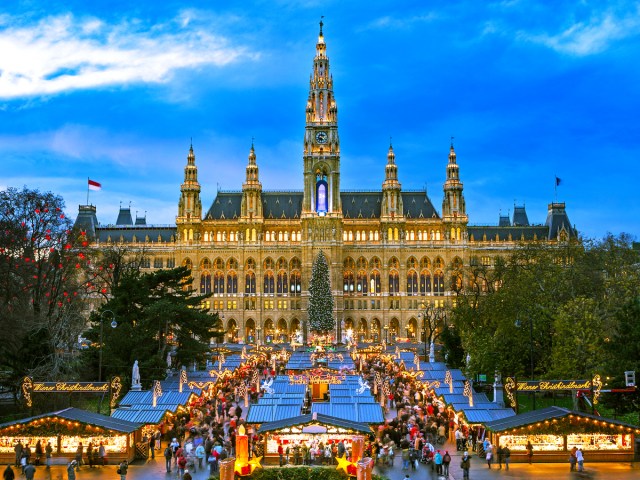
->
<box><xmin>289</xmin><ymin>368</ymin><xmax>346</xmax><ymax>385</ymax></box>
<box><xmin>22</xmin><ymin>377</ymin><xmax>122</xmax><ymax>408</ymax></box>
<box><xmin>504</xmin><ymin>375</ymin><xmax>602</xmax><ymax>412</ymax></box>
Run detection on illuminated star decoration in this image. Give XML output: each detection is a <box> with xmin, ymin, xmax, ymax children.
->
<box><xmin>335</xmin><ymin>454</ymin><xmax>356</xmax><ymax>475</ymax></box>
<box><xmin>248</xmin><ymin>456</ymin><xmax>263</xmax><ymax>471</ymax></box>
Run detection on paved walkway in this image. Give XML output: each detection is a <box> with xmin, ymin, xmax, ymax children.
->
<box><xmin>23</xmin><ymin>450</ymin><xmax>639</xmax><ymax>480</ymax></box>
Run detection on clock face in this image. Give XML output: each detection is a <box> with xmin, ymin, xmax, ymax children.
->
<box><xmin>315</xmin><ymin>131</ymin><xmax>328</xmax><ymax>144</ymax></box>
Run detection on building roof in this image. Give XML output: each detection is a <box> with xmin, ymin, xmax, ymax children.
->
<box><xmin>512</xmin><ymin>206</ymin><xmax>529</xmax><ymax>226</ymax></box>
<box><xmin>205</xmin><ymin>190</ymin><xmax>439</xmax><ymax>221</ymax></box>
<box><xmin>0</xmin><ymin>407</ymin><xmax>141</xmax><ymax>433</ymax></box>
<box><xmin>118</xmin><ymin>390</ymin><xmax>196</xmax><ymax>409</ymax></box>
<box><xmin>257</xmin><ymin>413</ymin><xmax>372</xmax><ymax>434</ymax></box>
<box><xmin>311</xmin><ymin>402</ymin><xmax>384</xmax><ymax>424</ymax></box>
<box><xmin>467</xmin><ymin>225</ymin><xmax>549</xmax><ymax>242</ymax></box>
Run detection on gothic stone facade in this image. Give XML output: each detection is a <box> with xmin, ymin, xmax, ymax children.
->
<box><xmin>75</xmin><ymin>25</ymin><xmax>574</xmax><ymax>345</ymax></box>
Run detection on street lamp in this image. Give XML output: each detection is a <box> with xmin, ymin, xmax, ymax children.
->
<box><xmin>256</xmin><ymin>326</ymin><xmax>262</xmax><ymax>346</ymax></box>
<box><xmin>98</xmin><ymin>310</ymin><xmax>117</xmax><ymax>382</ymax></box>
<box><xmin>383</xmin><ymin>325</ymin><xmax>389</xmax><ymax>345</ymax></box>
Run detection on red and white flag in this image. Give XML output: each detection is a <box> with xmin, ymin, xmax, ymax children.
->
<box><xmin>88</xmin><ymin>179</ymin><xmax>102</xmax><ymax>191</ymax></box>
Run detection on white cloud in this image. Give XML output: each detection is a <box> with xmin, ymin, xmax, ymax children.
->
<box><xmin>362</xmin><ymin>12</ymin><xmax>439</xmax><ymax>31</ymax></box>
<box><xmin>0</xmin><ymin>13</ymin><xmax>258</xmax><ymax>99</ymax></box>
<box><xmin>520</xmin><ymin>9</ymin><xmax>640</xmax><ymax>56</ymax></box>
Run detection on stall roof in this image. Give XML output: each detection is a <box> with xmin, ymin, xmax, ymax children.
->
<box><xmin>246</xmin><ymin>404</ymin><xmax>303</xmax><ymax>423</ymax></box>
<box><xmin>311</xmin><ymin>403</ymin><xmax>384</xmax><ymax>424</ymax></box>
<box><xmin>119</xmin><ymin>390</ymin><xmax>196</xmax><ymax>408</ymax></box>
<box><xmin>257</xmin><ymin>413</ymin><xmax>372</xmax><ymax>434</ymax></box>
<box><xmin>112</xmin><ymin>408</ymin><xmax>171</xmax><ymax>424</ymax></box>
<box><xmin>484</xmin><ymin>406</ymin><xmax>638</xmax><ymax>432</ymax></box>
<box><xmin>0</xmin><ymin>407</ymin><xmax>141</xmax><ymax>433</ymax></box>
<box><xmin>462</xmin><ymin>408</ymin><xmax>516</xmax><ymax>424</ymax></box>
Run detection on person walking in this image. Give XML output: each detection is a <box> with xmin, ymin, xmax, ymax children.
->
<box><xmin>35</xmin><ymin>441</ymin><xmax>43</xmax><ymax>466</ymax></box>
<box><xmin>576</xmin><ymin>448</ymin><xmax>584</xmax><ymax>472</ymax></box>
<box><xmin>434</xmin><ymin>450</ymin><xmax>443</xmax><ymax>475</ymax></box>
<box><xmin>164</xmin><ymin>445</ymin><xmax>173</xmax><ymax>473</ymax></box>
<box><xmin>442</xmin><ymin>451</ymin><xmax>451</xmax><ymax>476</ymax></box>
<box><xmin>460</xmin><ymin>451</ymin><xmax>471</xmax><ymax>479</ymax></box>
<box><xmin>148</xmin><ymin>436</ymin><xmax>155</xmax><ymax>460</ymax></box>
<box><xmin>117</xmin><ymin>460</ymin><xmax>128</xmax><ymax>480</ymax></box>
<box><xmin>23</xmin><ymin>462</ymin><xmax>35</xmax><ymax>480</ymax></box>
<box><xmin>183</xmin><ymin>470</ymin><xmax>192</xmax><ymax>480</ymax></box>
<box><xmin>3</xmin><ymin>465</ymin><xmax>15</xmax><ymax>480</ymax></box>
<box><xmin>98</xmin><ymin>442</ymin><xmax>107</xmax><ymax>466</ymax></box>
<box><xmin>14</xmin><ymin>442</ymin><xmax>23</xmax><ymax>468</ymax></box>
<box><xmin>66</xmin><ymin>461</ymin><xmax>77</xmax><ymax>480</ymax></box>
<box><xmin>195</xmin><ymin>443</ymin><xmax>205</xmax><ymax>470</ymax></box>
<box><xmin>503</xmin><ymin>445</ymin><xmax>511</xmax><ymax>471</ymax></box>
<box><xmin>526</xmin><ymin>441</ymin><xmax>533</xmax><ymax>464</ymax></box>
<box><xmin>45</xmin><ymin>442</ymin><xmax>53</xmax><ymax>468</ymax></box>
<box><xmin>75</xmin><ymin>442</ymin><xmax>83</xmax><ymax>468</ymax></box>
<box><xmin>87</xmin><ymin>442</ymin><xmax>94</xmax><ymax>468</ymax></box>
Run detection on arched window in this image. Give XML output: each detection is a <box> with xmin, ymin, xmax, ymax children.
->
<box><xmin>370</xmin><ymin>271</ymin><xmax>381</xmax><ymax>295</ymax></box>
<box><xmin>290</xmin><ymin>271</ymin><xmax>301</xmax><ymax>296</ymax></box>
<box><xmin>356</xmin><ymin>271</ymin><xmax>368</xmax><ymax>295</ymax></box>
<box><xmin>316</xmin><ymin>172</ymin><xmax>328</xmax><ymax>214</ymax></box>
<box><xmin>213</xmin><ymin>271</ymin><xmax>225</xmax><ymax>295</ymax></box>
<box><xmin>226</xmin><ymin>271</ymin><xmax>237</xmax><ymax>294</ymax></box>
<box><xmin>407</xmin><ymin>257</ymin><xmax>418</xmax><ymax>270</ymax></box>
<box><xmin>245</xmin><ymin>271</ymin><xmax>256</xmax><ymax>295</ymax></box>
<box><xmin>343</xmin><ymin>271</ymin><xmax>355</xmax><ymax>294</ymax></box>
<box><xmin>276</xmin><ymin>271</ymin><xmax>288</xmax><ymax>296</ymax></box>
<box><xmin>420</xmin><ymin>270</ymin><xmax>431</xmax><ymax>295</ymax></box>
<box><xmin>407</xmin><ymin>270</ymin><xmax>418</xmax><ymax>296</ymax></box>
<box><xmin>433</xmin><ymin>271</ymin><xmax>445</xmax><ymax>296</ymax></box>
<box><xmin>389</xmin><ymin>270</ymin><xmax>399</xmax><ymax>295</ymax></box>
<box><xmin>200</xmin><ymin>272</ymin><xmax>211</xmax><ymax>294</ymax></box>
<box><xmin>264</xmin><ymin>271</ymin><xmax>275</xmax><ymax>295</ymax></box>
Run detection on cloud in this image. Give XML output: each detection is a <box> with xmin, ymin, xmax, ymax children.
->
<box><xmin>520</xmin><ymin>9</ymin><xmax>640</xmax><ymax>56</ymax></box>
<box><xmin>361</xmin><ymin>12</ymin><xmax>439</xmax><ymax>31</ymax></box>
<box><xmin>0</xmin><ymin>13</ymin><xmax>258</xmax><ymax>99</ymax></box>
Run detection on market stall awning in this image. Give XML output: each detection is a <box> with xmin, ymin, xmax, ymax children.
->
<box><xmin>0</xmin><ymin>407</ymin><xmax>141</xmax><ymax>433</ymax></box>
<box><xmin>485</xmin><ymin>406</ymin><xmax>640</xmax><ymax>434</ymax></box>
<box><xmin>119</xmin><ymin>390</ymin><xmax>196</xmax><ymax>408</ymax></box>
<box><xmin>311</xmin><ymin>402</ymin><xmax>384</xmax><ymax>424</ymax></box>
<box><xmin>111</xmin><ymin>408</ymin><xmax>172</xmax><ymax>424</ymax></box>
<box><xmin>257</xmin><ymin>413</ymin><xmax>371</xmax><ymax>434</ymax></box>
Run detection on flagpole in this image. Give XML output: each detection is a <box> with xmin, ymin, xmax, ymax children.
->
<box><xmin>554</xmin><ymin>175</ymin><xmax>557</xmax><ymax>202</ymax></box>
<box><xmin>87</xmin><ymin>177</ymin><xmax>90</xmax><ymax>205</ymax></box>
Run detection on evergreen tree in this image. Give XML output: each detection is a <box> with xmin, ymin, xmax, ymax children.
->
<box><xmin>308</xmin><ymin>251</ymin><xmax>335</xmax><ymax>334</ymax></box>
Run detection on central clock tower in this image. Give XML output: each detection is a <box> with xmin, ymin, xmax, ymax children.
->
<box><xmin>302</xmin><ymin>20</ymin><xmax>341</xmax><ymax>218</ymax></box>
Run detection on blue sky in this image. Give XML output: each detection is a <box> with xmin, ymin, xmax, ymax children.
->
<box><xmin>2</xmin><ymin>0</ymin><xmax>639</xmax><ymax>239</ymax></box>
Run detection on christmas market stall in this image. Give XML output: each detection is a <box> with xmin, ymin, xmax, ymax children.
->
<box><xmin>257</xmin><ymin>413</ymin><xmax>373</xmax><ymax>464</ymax></box>
<box><xmin>0</xmin><ymin>407</ymin><xmax>142</xmax><ymax>463</ymax></box>
<box><xmin>484</xmin><ymin>406</ymin><xmax>640</xmax><ymax>462</ymax></box>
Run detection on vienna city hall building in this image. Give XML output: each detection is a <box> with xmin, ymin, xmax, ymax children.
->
<box><xmin>76</xmin><ymin>24</ymin><xmax>575</xmax><ymax>345</ymax></box>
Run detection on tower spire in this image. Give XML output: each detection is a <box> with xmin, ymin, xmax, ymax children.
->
<box><xmin>442</xmin><ymin>142</ymin><xmax>467</xmax><ymax>238</ymax></box>
<box><xmin>241</xmin><ymin>141</ymin><xmax>263</xmax><ymax>221</ymax></box>
<box><xmin>177</xmin><ymin>142</ymin><xmax>202</xmax><ymax>225</ymax></box>
<box><xmin>302</xmin><ymin>21</ymin><xmax>341</xmax><ymax>217</ymax></box>
<box><xmin>382</xmin><ymin>144</ymin><xmax>403</xmax><ymax>219</ymax></box>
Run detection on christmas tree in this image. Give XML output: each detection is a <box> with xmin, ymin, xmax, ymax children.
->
<box><xmin>308</xmin><ymin>250</ymin><xmax>335</xmax><ymax>334</ymax></box>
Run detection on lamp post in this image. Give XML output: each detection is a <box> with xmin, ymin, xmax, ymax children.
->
<box><xmin>383</xmin><ymin>325</ymin><xmax>389</xmax><ymax>345</ymax></box>
<box><xmin>256</xmin><ymin>326</ymin><xmax>262</xmax><ymax>346</ymax></box>
<box><xmin>98</xmin><ymin>310</ymin><xmax>117</xmax><ymax>382</ymax></box>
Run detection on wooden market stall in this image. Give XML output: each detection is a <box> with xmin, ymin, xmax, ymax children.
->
<box><xmin>0</xmin><ymin>407</ymin><xmax>142</xmax><ymax>464</ymax></box>
<box><xmin>256</xmin><ymin>413</ymin><xmax>373</xmax><ymax>465</ymax></box>
<box><xmin>484</xmin><ymin>406</ymin><xmax>639</xmax><ymax>462</ymax></box>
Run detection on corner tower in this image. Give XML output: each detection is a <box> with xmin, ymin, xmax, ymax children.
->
<box><xmin>177</xmin><ymin>143</ymin><xmax>202</xmax><ymax>241</ymax></box>
<box><xmin>302</xmin><ymin>20</ymin><xmax>341</xmax><ymax>218</ymax></box>
<box><xmin>442</xmin><ymin>143</ymin><xmax>467</xmax><ymax>241</ymax></box>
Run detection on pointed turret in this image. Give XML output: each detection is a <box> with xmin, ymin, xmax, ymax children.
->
<box><xmin>381</xmin><ymin>142</ymin><xmax>403</xmax><ymax>220</ymax></box>
<box><xmin>177</xmin><ymin>143</ymin><xmax>202</xmax><ymax>239</ymax></box>
<box><xmin>241</xmin><ymin>142</ymin><xmax>263</xmax><ymax>221</ymax></box>
<box><xmin>442</xmin><ymin>143</ymin><xmax>467</xmax><ymax>241</ymax></box>
<box><xmin>302</xmin><ymin>20</ymin><xmax>342</xmax><ymax>218</ymax></box>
